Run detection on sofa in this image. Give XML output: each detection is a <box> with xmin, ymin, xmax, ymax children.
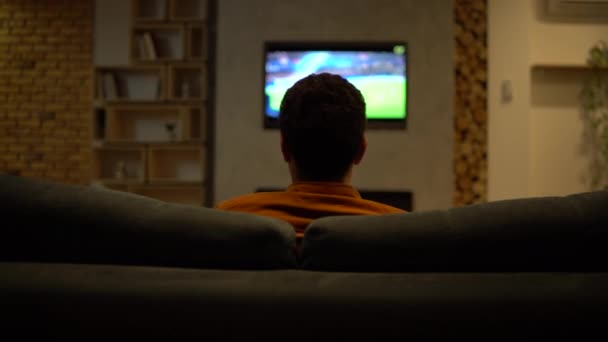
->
<box><xmin>1</xmin><ymin>174</ymin><xmax>608</xmax><ymax>339</ymax></box>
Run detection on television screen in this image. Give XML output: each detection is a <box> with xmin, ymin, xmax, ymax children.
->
<box><xmin>264</xmin><ymin>42</ymin><xmax>408</xmax><ymax>128</ymax></box>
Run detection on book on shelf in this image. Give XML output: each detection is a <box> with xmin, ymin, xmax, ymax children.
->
<box><xmin>142</xmin><ymin>32</ymin><xmax>157</xmax><ymax>60</ymax></box>
<box><xmin>138</xmin><ymin>35</ymin><xmax>149</xmax><ymax>60</ymax></box>
<box><xmin>103</xmin><ymin>73</ymin><xmax>118</xmax><ymax>100</ymax></box>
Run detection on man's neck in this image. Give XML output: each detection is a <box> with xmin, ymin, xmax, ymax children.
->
<box><xmin>289</xmin><ymin>163</ymin><xmax>353</xmax><ymax>185</ymax></box>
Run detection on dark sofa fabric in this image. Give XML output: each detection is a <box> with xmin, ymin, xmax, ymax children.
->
<box><xmin>3</xmin><ymin>262</ymin><xmax>608</xmax><ymax>339</ymax></box>
<box><xmin>2</xmin><ymin>175</ymin><xmax>608</xmax><ymax>338</ymax></box>
<box><xmin>0</xmin><ymin>175</ymin><xmax>297</xmax><ymax>269</ymax></box>
<box><xmin>301</xmin><ymin>191</ymin><xmax>608</xmax><ymax>272</ymax></box>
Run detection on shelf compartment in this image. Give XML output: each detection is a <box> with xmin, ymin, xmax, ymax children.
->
<box><xmin>132</xmin><ymin>0</ymin><xmax>168</xmax><ymax>22</ymax></box>
<box><xmin>167</xmin><ymin>63</ymin><xmax>205</xmax><ymax>101</ymax></box>
<box><xmin>101</xmin><ymin>105</ymin><xmax>203</xmax><ymax>142</ymax></box>
<box><xmin>93</xmin><ymin>107</ymin><xmax>106</xmax><ymax>140</ymax></box>
<box><xmin>95</xmin><ymin>66</ymin><xmax>165</xmax><ymax>103</ymax></box>
<box><xmin>169</xmin><ymin>0</ymin><xmax>207</xmax><ymax>21</ymax></box>
<box><xmin>128</xmin><ymin>184</ymin><xmax>203</xmax><ymax>205</ymax></box>
<box><xmin>132</xmin><ymin>24</ymin><xmax>185</xmax><ymax>62</ymax></box>
<box><xmin>147</xmin><ymin>144</ymin><xmax>203</xmax><ymax>182</ymax></box>
<box><xmin>187</xmin><ymin>107</ymin><xmax>204</xmax><ymax>141</ymax></box>
<box><xmin>186</xmin><ymin>23</ymin><xmax>206</xmax><ymax>61</ymax></box>
<box><xmin>92</xmin><ymin>145</ymin><xmax>146</xmax><ymax>183</ymax></box>
<box><xmin>104</xmin><ymin>104</ymin><xmax>195</xmax><ymax>143</ymax></box>
<box><xmin>98</xmin><ymin>183</ymin><xmax>131</xmax><ymax>192</ymax></box>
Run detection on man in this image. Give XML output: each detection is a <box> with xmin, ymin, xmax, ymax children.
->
<box><xmin>216</xmin><ymin>73</ymin><xmax>405</xmax><ymax>238</ymax></box>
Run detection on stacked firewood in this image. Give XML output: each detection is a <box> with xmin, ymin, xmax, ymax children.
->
<box><xmin>454</xmin><ymin>0</ymin><xmax>487</xmax><ymax>206</ymax></box>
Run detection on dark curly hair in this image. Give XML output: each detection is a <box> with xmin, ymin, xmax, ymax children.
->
<box><xmin>279</xmin><ymin>73</ymin><xmax>366</xmax><ymax>181</ymax></box>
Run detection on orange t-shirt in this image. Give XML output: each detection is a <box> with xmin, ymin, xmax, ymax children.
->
<box><xmin>215</xmin><ymin>182</ymin><xmax>406</xmax><ymax>238</ymax></box>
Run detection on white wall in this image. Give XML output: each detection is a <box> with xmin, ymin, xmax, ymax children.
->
<box><xmin>215</xmin><ymin>0</ymin><xmax>454</xmax><ymax>211</ymax></box>
<box><xmin>94</xmin><ymin>0</ymin><xmax>130</xmax><ymax>65</ymax></box>
<box><xmin>488</xmin><ymin>0</ymin><xmax>608</xmax><ymax>200</ymax></box>
<box><xmin>530</xmin><ymin>1</ymin><xmax>608</xmax><ymax>66</ymax></box>
<box><xmin>487</xmin><ymin>0</ymin><xmax>533</xmax><ymax>201</ymax></box>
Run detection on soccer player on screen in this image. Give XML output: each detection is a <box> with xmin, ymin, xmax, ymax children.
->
<box><xmin>216</xmin><ymin>73</ymin><xmax>405</xmax><ymax>238</ymax></box>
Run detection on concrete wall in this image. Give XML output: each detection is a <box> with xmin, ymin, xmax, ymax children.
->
<box><xmin>215</xmin><ymin>0</ymin><xmax>454</xmax><ymax>211</ymax></box>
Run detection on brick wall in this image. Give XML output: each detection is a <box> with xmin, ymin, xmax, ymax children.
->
<box><xmin>0</xmin><ymin>0</ymin><xmax>93</xmax><ymax>184</ymax></box>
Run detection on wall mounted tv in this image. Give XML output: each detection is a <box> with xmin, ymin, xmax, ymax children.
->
<box><xmin>264</xmin><ymin>42</ymin><xmax>408</xmax><ymax>129</ymax></box>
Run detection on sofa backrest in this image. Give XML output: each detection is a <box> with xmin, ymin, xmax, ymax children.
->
<box><xmin>301</xmin><ymin>191</ymin><xmax>608</xmax><ymax>272</ymax></box>
<box><xmin>0</xmin><ymin>175</ymin><xmax>297</xmax><ymax>269</ymax></box>
<box><xmin>4</xmin><ymin>174</ymin><xmax>608</xmax><ymax>272</ymax></box>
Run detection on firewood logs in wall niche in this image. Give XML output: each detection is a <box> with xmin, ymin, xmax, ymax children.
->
<box><xmin>454</xmin><ymin>0</ymin><xmax>487</xmax><ymax>206</ymax></box>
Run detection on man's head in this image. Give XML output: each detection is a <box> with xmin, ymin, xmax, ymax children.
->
<box><xmin>279</xmin><ymin>73</ymin><xmax>367</xmax><ymax>182</ymax></box>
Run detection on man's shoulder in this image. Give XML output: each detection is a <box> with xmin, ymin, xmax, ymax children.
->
<box><xmin>215</xmin><ymin>191</ymin><xmax>288</xmax><ymax>210</ymax></box>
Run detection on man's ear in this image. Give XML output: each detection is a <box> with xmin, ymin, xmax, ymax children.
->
<box><xmin>280</xmin><ymin>134</ymin><xmax>291</xmax><ymax>162</ymax></box>
<box><xmin>353</xmin><ymin>135</ymin><xmax>367</xmax><ymax>165</ymax></box>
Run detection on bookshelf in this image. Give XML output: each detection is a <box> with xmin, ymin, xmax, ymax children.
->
<box><xmin>95</xmin><ymin>66</ymin><xmax>165</xmax><ymax>103</ymax></box>
<box><xmin>168</xmin><ymin>63</ymin><xmax>205</xmax><ymax>101</ymax></box>
<box><xmin>129</xmin><ymin>184</ymin><xmax>204</xmax><ymax>205</ymax></box>
<box><xmin>131</xmin><ymin>24</ymin><xmax>185</xmax><ymax>62</ymax></box>
<box><xmin>100</xmin><ymin>104</ymin><xmax>204</xmax><ymax>143</ymax></box>
<box><xmin>92</xmin><ymin>144</ymin><xmax>147</xmax><ymax>184</ymax></box>
<box><xmin>186</xmin><ymin>23</ymin><xmax>205</xmax><ymax>61</ymax></box>
<box><xmin>147</xmin><ymin>144</ymin><xmax>204</xmax><ymax>183</ymax></box>
<box><xmin>92</xmin><ymin>0</ymin><xmax>211</xmax><ymax>206</ymax></box>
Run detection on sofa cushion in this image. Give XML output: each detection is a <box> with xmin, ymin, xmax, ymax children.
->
<box><xmin>0</xmin><ymin>175</ymin><xmax>297</xmax><ymax>269</ymax></box>
<box><xmin>4</xmin><ymin>262</ymin><xmax>608</xmax><ymax>339</ymax></box>
<box><xmin>301</xmin><ymin>191</ymin><xmax>608</xmax><ymax>272</ymax></box>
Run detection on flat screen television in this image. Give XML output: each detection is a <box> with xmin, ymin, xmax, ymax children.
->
<box><xmin>264</xmin><ymin>42</ymin><xmax>408</xmax><ymax>129</ymax></box>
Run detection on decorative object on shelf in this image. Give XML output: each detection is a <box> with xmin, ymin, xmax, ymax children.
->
<box><xmin>114</xmin><ymin>160</ymin><xmax>127</xmax><ymax>180</ymax></box>
<box><xmin>181</xmin><ymin>80</ymin><xmax>190</xmax><ymax>99</ymax></box>
<box><xmin>581</xmin><ymin>40</ymin><xmax>608</xmax><ymax>190</ymax></box>
<box><xmin>165</xmin><ymin>122</ymin><xmax>177</xmax><ymax>141</ymax></box>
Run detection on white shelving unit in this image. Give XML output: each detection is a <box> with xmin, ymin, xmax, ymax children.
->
<box><xmin>92</xmin><ymin>0</ymin><xmax>210</xmax><ymax>206</ymax></box>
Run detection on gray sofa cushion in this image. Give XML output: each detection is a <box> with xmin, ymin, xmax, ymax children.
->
<box><xmin>0</xmin><ymin>175</ymin><xmax>297</xmax><ymax>269</ymax></box>
<box><xmin>4</xmin><ymin>262</ymin><xmax>608</xmax><ymax>339</ymax></box>
<box><xmin>301</xmin><ymin>191</ymin><xmax>608</xmax><ymax>272</ymax></box>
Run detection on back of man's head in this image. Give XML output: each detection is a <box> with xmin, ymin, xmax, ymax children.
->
<box><xmin>279</xmin><ymin>73</ymin><xmax>366</xmax><ymax>181</ymax></box>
